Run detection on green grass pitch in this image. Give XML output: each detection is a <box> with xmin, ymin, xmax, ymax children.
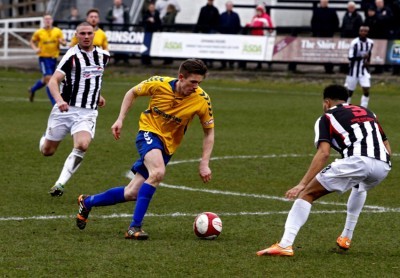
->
<box><xmin>0</xmin><ymin>68</ymin><xmax>399</xmax><ymax>277</ymax></box>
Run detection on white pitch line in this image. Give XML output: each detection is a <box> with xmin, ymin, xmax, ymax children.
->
<box><xmin>0</xmin><ymin>96</ymin><xmax>48</xmax><ymax>102</ymax></box>
<box><xmin>2</xmin><ymin>154</ymin><xmax>399</xmax><ymax>222</ymax></box>
<box><xmin>2</xmin><ymin>208</ymin><xmax>400</xmax><ymax>222</ymax></box>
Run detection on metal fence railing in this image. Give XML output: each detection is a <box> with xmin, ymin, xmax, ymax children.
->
<box><xmin>0</xmin><ymin>17</ymin><xmax>42</xmax><ymax>60</ymax></box>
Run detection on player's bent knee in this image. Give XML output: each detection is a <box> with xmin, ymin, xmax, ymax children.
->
<box><xmin>124</xmin><ymin>187</ymin><xmax>138</xmax><ymax>201</ymax></box>
<box><xmin>41</xmin><ymin>148</ymin><xmax>55</xmax><ymax>156</ymax></box>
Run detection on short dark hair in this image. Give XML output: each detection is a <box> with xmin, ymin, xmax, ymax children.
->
<box><xmin>178</xmin><ymin>59</ymin><xmax>208</xmax><ymax>78</ymax></box>
<box><xmin>86</xmin><ymin>8</ymin><xmax>100</xmax><ymax>16</ymax></box>
<box><xmin>323</xmin><ymin>84</ymin><xmax>349</xmax><ymax>101</ymax></box>
<box><xmin>76</xmin><ymin>21</ymin><xmax>93</xmax><ymax>31</ymax></box>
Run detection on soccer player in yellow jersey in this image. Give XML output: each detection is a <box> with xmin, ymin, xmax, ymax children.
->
<box><xmin>70</xmin><ymin>8</ymin><xmax>108</xmax><ymax>50</ymax></box>
<box><xmin>29</xmin><ymin>14</ymin><xmax>66</xmax><ymax>104</ymax></box>
<box><xmin>76</xmin><ymin>59</ymin><xmax>215</xmax><ymax>239</ymax></box>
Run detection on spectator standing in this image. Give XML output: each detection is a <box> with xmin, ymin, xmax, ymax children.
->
<box><xmin>219</xmin><ymin>1</ymin><xmax>241</xmax><ymax>69</ymax></box>
<box><xmin>341</xmin><ymin>2</ymin><xmax>363</xmax><ymax>38</ymax></box>
<box><xmin>367</xmin><ymin>0</ymin><xmax>393</xmax><ymax>73</ymax></box>
<box><xmin>70</xmin><ymin>8</ymin><xmax>109</xmax><ymax>51</ymax></box>
<box><xmin>156</xmin><ymin>0</ymin><xmax>181</xmax><ymax>20</ymax></box>
<box><xmin>161</xmin><ymin>4</ymin><xmax>178</xmax><ymax>29</ymax></box>
<box><xmin>241</xmin><ymin>5</ymin><xmax>274</xmax><ymax>70</ymax></box>
<box><xmin>28</xmin><ymin>14</ymin><xmax>66</xmax><ymax>104</ymax></box>
<box><xmin>161</xmin><ymin>3</ymin><xmax>179</xmax><ymax>65</ymax></box>
<box><xmin>106</xmin><ymin>0</ymin><xmax>130</xmax><ymax>30</ymax></box>
<box><xmin>67</xmin><ymin>7</ymin><xmax>80</xmax><ymax>28</ymax></box>
<box><xmin>311</xmin><ymin>0</ymin><xmax>339</xmax><ymax>74</ymax></box>
<box><xmin>363</xmin><ymin>6</ymin><xmax>379</xmax><ymax>37</ymax></box>
<box><xmin>194</xmin><ymin>0</ymin><xmax>220</xmax><ymax>68</ymax></box>
<box><xmin>106</xmin><ymin>0</ymin><xmax>130</xmax><ymax>64</ymax></box>
<box><xmin>340</xmin><ymin>1</ymin><xmax>363</xmax><ymax>73</ymax></box>
<box><xmin>373</xmin><ymin>0</ymin><xmax>393</xmax><ymax>39</ymax></box>
<box><xmin>361</xmin><ymin>0</ymin><xmax>375</xmax><ymax>16</ymax></box>
<box><xmin>345</xmin><ymin>26</ymin><xmax>374</xmax><ymax>108</ymax></box>
<box><xmin>141</xmin><ymin>2</ymin><xmax>162</xmax><ymax>65</ymax></box>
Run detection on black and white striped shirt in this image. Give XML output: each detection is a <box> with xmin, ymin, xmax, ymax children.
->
<box><xmin>315</xmin><ymin>103</ymin><xmax>390</xmax><ymax>165</ymax></box>
<box><xmin>347</xmin><ymin>37</ymin><xmax>374</xmax><ymax>78</ymax></box>
<box><xmin>56</xmin><ymin>45</ymin><xmax>110</xmax><ymax>110</ymax></box>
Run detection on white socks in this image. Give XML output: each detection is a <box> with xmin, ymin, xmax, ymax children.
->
<box><xmin>56</xmin><ymin>148</ymin><xmax>85</xmax><ymax>186</ymax></box>
<box><xmin>341</xmin><ymin>187</ymin><xmax>367</xmax><ymax>240</ymax></box>
<box><xmin>279</xmin><ymin>199</ymin><xmax>312</xmax><ymax>248</ymax></box>
<box><xmin>361</xmin><ymin>95</ymin><xmax>369</xmax><ymax>108</ymax></box>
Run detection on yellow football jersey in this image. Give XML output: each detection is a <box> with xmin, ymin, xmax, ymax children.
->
<box><xmin>70</xmin><ymin>28</ymin><xmax>108</xmax><ymax>50</ymax></box>
<box><xmin>31</xmin><ymin>27</ymin><xmax>64</xmax><ymax>58</ymax></box>
<box><xmin>135</xmin><ymin>76</ymin><xmax>214</xmax><ymax>155</ymax></box>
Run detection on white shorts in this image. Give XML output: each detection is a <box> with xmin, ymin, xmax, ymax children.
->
<box><xmin>44</xmin><ymin>105</ymin><xmax>98</xmax><ymax>141</ymax></box>
<box><xmin>345</xmin><ymin>74</ymin><xmax>371</xmax><ymax>91</ymax></box>
<box><xmin>316</xmin><ymin>156</ymin><xmax>390</xmax><ymax>194</ymax></box>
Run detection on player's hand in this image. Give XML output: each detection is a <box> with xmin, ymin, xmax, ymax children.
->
<box><xmin>111</xmin><ymin>119</ymin><xmax>123</xmax><ymax>140</ymax></box>
<box><xmin>199</xmin><ymin>164</ymin><xmax>212</xmax><ymax>183</ymax></box>
<box><xmin>98</xmin><ymin>96</ymin><xmax>106</xmax><ymax>108</ymax></box>
<box><xmin>57</xmin><ymin>100</ymin><xmax>69</xmax><ymax>112</ymax></box>
<box><xmin>285</xmin><ymin>183</ymin><xmax>306</xmax><ymax>200</ymax></box>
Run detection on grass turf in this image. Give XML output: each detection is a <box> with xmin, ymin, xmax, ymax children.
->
<box><xmin>0</xmin><ymin>68</ymin><xmax>399</xmax><ymax>277</ymax></box>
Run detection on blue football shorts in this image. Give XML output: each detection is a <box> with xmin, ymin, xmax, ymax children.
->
<box><xmin>39</xmin><ymin>57</ymin><xmax>57</xmax><ymax>76</ymax></box>
<box><xmin>131</xmin><ymin>131</ymin><xmax>172</xmax><ymax>179</ymax></box>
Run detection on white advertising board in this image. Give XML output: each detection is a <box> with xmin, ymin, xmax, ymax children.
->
<box><xmin>150</xmin><ymin>32</ymin><xmax>275</xmax><ymax>61</ymax></box>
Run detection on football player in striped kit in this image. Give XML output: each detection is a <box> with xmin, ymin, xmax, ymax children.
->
<box><xmin>344</xmin><ymin>25</ymin><xmax>373</xmax><ymax>107</ymax></box>
<box><xmin>257</xmin><ymin>84</ymin><xmax>391</xmax><ymax>256</ymax></box>
<box><xmin>40</xmin><ymin>22</ymin><xmax>110</xmax><ymax>197</ymax></box>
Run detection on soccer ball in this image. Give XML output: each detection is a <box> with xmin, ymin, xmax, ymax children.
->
<box><xmin>193</xmin><ymin>212</ymin><xmax>222</xmax><ymax>239</ymax></box>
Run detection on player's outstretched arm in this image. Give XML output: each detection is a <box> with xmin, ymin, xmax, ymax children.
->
<box><xmin>111</xmin><ymin>86</ymin><xmax>138</xmax><ymax>140</ymax></box>
<box><xmin>285</xmin><ymin>141</ymin><xmax>330</xmax><ymax>200</ymax></box>
<box><xmin>48</xmin><ymin>71</ymin><xmax>68</xmax><ymax>112</ymax></box>
<box><xmin>199</xmin><ymin>127</ymin><xmax>214</xmax><ymax>183</ymax></box>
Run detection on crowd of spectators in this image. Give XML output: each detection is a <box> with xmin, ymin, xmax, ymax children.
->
<box><xmin>62</xmin><ymin>0</ymin><xmax>400</xmax><ymax>73</ymax></box>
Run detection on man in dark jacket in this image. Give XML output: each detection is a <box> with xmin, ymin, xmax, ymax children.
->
<box><xmin>340</xmin><ymin>1</ymin><xmax>363</xmax><ymax>73</ymax></box>
<box><xmin>194</xmin><ymin>0</ymin><xmax>220</xmax><ymax>68</ymax></box>
<box><xmin>341</xmin><ymin>1</ymin><xmax>363</xmax><ymax>38</ymax></box>
<box><xmin>194</xmin><ymin>0</ymin><xmax>220</xmax><ymax>34</ymax></box>
<box><xmin>311</xmin><ymin>0</ymin><xmax>339</xmax><ymax>73</ymax></box>
<box><xmin>219</xmin><ymin>1</ymin><xmax>241</xmax><ymax>69</ymax></box>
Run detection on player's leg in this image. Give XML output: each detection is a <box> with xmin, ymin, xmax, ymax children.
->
<box><xmin>338</xmin><ymin>158</ymin><xmax>390</xmax><ymax>249</ymax></box>
<box><xmin>50</xmin><ymin>110</ymin><xmax>96</xmax><ymax>196</ymax></box>
<box><xmin>257</xmin><ymin>178</ymin><xmax>330</xmax><ymax>256</ymax></box>
<box><xmin>360</xmin><ymin>87</ymin><xmax>370</xmax><ymax>108</ymax></box>
<box><xmin>359</xmin><ymin>75</ymin><xmax>371</xmax><ymax>108</ymax></box>
<box><xmin>125</xmin><ymin>131</ymin><xmax>172</xmax><ymax>239</ymax></box>
<box><xmin>125</xmin><ymin>148</ymin><xmax>166</xmax><ymax>239</ymax></box>
<box><xmin>44</xmin><ymin>58</ymin><xmax>57</xmax><ymax>105</ymax></box>
<box><xmin>28</xmin><ymin>58</ymin><xmax>47</xmax><ymax>102</ymax></box>
<box><xmin>76</xmin><ymin>173</ymin><xmax>146</xmax><ymax>230</ymax></box>
<box><xmin>44</xmin><ymin>75</ymin><xmax>56</xmax><ymax>105</ymax></box>
<box><xmin>344</xmin><ymin>76</ymin><xmax>357</xmax><ymax>104</ymax></box>
<box><xmin>40</xmin><ymin>106</ymin><xmax>68</xmax><ymax>156</ymax></box>
<box><xmin>337</xmin><ymin>186</ymin><xmax>366</xmax><ymax>250</ymax></box>
<box><xmin>53</xmin><ymin>131</ymin><xmax>91</xmax><ymax>191</ymax></box>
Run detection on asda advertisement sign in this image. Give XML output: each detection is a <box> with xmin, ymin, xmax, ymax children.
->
<box><xmin>150</xmin><ymin>32</ymin><xmax>275</xmax><ymax>61</ymax></box>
